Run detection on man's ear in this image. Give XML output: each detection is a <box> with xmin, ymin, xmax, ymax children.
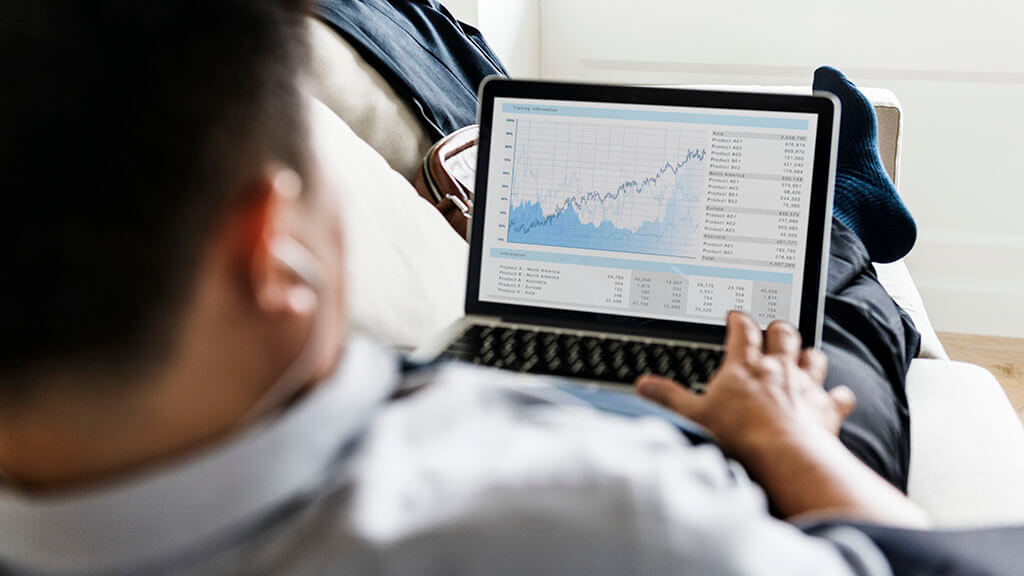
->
<box><xmin>234</xmin><ymin>167</ymin><xmax>317</xmax><ymax>316</ymax></box>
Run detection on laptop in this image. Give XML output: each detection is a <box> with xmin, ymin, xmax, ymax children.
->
<box><xmin>412</xmin><ymin>79</ymin><xmax>839</xmax><ymax>391</ymax></box>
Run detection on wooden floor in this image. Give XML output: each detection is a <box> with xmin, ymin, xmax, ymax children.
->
<box><xmin>938</xmin><ymin>332</ymin><xmax>1024</xmax><ymax>423</ymax></box>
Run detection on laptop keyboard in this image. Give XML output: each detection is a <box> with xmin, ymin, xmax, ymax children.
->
<box><xmin>439</xmin><ymin>325</ymin><xmax>723</xmax><ymax>389</ymax></box>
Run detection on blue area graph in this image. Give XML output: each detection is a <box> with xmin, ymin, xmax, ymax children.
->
<box><xmin>507</xmin><ymin>147</ymin><xmax>707</xmax><ymax>259</ymax></box>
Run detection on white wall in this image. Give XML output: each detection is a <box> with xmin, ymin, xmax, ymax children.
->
<box><xmin>443</xmin><ymin>0</ymin><xmax>541</xmax><ymax>77</ymax></box>
<box><xmin>478</xmin><ymin>0</ymin><xmax>540</xmax><ymax>78</ymax></box>
<box><xmin>450</xmin><ymin>0</ymin><xmax>1024</xmax><ymax>336</ymax></box>
<box><xmin>442</xmin><ymin>0</ymin><xmax>478</xmax><ymax>24</ymax></box>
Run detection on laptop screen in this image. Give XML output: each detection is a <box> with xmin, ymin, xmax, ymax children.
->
<box><xmin>472</xmin><ymin>87</ymin><xmax>830</xmax><ymax>333</ymax></box>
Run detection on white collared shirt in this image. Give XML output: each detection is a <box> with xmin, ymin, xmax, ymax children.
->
<box><xmin>0</xmin><ymin>337</ymin><xmax>887</xmax><ymax>575</ymax></box>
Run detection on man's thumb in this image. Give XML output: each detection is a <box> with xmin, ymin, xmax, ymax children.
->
<box><xmin>636</xmin><ymin>375</ymin><xmax>703</xmax><ymax>420</ymax></box>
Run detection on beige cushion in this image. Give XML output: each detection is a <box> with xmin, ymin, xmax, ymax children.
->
<box><xmin>309</xmin><ymin>97</ymin><xmax>466</xmax><ymax>348</ymax></box>
<box><xmin>307</xmin><ymin>17</ymin><xmax>433</xmax><ymax>183</ymax></box>
<box><xmin>870</xmin><ymin>94</ymin><xmax>902</xmax><ymax>188</ymax></box>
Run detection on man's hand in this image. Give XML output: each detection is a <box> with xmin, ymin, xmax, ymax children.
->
<box><xmin>635</xmin><ymin>311</ymin><xmax>856</xmax><ymax>460</ymax></box>
<box><xmin>635</xmin><ymin>311</ymin><xmax>928</xmax><ymax>527</ymax></box>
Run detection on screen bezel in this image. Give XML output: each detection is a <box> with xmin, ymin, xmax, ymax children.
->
<box><xmin>466</xmin><ymin>79</ymin><xmax>837</xmax><ymax>346</ymax></box>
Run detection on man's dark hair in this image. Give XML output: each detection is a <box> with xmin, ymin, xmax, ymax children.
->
<box><xmin>0</xmin><ymin>1</ymin><xmax>310</xmax><ymax>391</ymax></box>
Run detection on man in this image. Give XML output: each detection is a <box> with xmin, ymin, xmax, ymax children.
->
<box><xmin>1</xmin><ymin>1</ymin><xmax>995</xmax><ymax>575</ymax></box>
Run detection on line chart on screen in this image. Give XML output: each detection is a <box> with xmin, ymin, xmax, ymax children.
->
<box><xmin>503</xmin><ymin>118</ymin><xmax>709</xmax><ymax>260</ymax></box>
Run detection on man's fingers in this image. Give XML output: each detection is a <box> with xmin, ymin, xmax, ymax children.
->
<box><xmin>635</xmin><ymin>375</ymin><xmax>703</xmax><ymax>420</ymax></box>
<box><xmin>829</xmin><ymin>385</ymin><xmax>857</xmax><ymax>420</ymax></box>
<box><xmin>764</xmin><ymin>321</ymin><xmax>801</xmax><ymax>358</ymax></box>
<box><xmin>724</xmin><ymin>311</ymin><xmax>762</xmax><ymax>366</ymax></box>
<box><xmin>798</xmin><ymin>348</ymin><xmax>828</xmax><ymax>385</ymax></box>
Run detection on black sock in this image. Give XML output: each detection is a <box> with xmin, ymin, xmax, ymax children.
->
<box><xmin>813</xmin><ymin>66</ymin><xmax>916</xmax><ymax>263</ymax></box>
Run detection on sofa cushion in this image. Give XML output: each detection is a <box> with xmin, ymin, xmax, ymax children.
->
<box><xmin>308</xmin><ymin>17</ymin><xmax>433</xmax><ymax>183</ymax></box>
<box><xmin>309</xmin><ymin>97</ymin><xmax>467</xmax><ymax>348</ymax></box>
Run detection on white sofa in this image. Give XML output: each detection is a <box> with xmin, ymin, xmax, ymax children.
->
<box><xmin>306</xmin><ymin>19</ymin><xmax>1024</xmax><ymax>528</ymax></box>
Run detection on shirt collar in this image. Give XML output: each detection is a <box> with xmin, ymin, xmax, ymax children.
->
<box><xmin>0</xmin><ymin>335</ymin><xmax>399</xmax><ymax>574</ymax></box>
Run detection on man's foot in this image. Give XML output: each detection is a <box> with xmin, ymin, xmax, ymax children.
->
<box><xmin>813</xmin><ymin>66</ymin><xmax>916</xmax><ymax>263</ymax></box>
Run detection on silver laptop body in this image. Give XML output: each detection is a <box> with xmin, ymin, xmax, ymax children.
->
<box><xmin>413</xmin><ymin>79</ymin><xmax>839</xmax><ymax>389</ymax></box>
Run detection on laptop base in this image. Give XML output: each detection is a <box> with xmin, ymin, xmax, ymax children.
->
<box><xmin>433</xmin><ymin>318</ymin><xmax>722</xmax><ymax>390</ymax></box>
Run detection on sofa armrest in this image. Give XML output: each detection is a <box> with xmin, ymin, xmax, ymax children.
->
<box><xmin>863</xmin><ymin>87</ymin><xmax>903</xmax><ymax>189</ymax></box>
<box><xmin>906</xmin><ymin>359</ymin><xmax>1024</xmax><ymax>527</ymax></box>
